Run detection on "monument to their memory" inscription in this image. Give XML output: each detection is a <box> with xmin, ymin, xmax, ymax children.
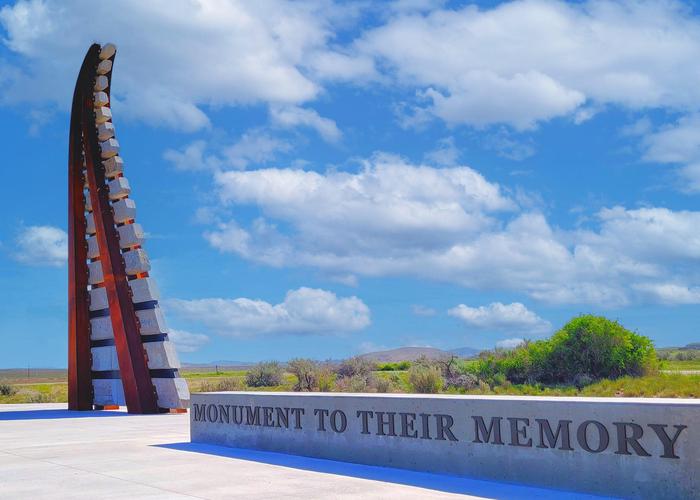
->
<box><xmin>191</xmin><ymin>392</ymin><xmax>699</xmax><ymax>499</ymax></box>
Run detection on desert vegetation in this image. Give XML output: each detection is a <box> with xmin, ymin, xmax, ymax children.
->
<box><xmin>468</xmin><ymin>315</ymin><xmax>658</xmax><ymax>386</ymax></box>
<box><xmin>1</xmin><ymin>315</ymin><xmax>698</xmax><ymax>404</ymax></box>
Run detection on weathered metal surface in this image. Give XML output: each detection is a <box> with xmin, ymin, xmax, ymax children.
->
<box><xmin>67</xmin><ymin>46</ymin><xmax>95</xmax><ymax>411</ymax></box>
<box><xmin>68</xmin><ymin>43</ymin><xmax>187</xmax><ymax>414</ymax></box>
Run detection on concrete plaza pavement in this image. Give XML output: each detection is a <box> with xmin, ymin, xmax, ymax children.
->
<box><xmin>0</xmin><ymin>403</ymin><xmax>611</xmax><ymax>499</ymax></box>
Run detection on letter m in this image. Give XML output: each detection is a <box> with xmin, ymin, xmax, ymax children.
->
<box><xmin>472</xmin><ymin>416</ymin><xmax>504</xmax><ymax>445</ymax></box>
<box><xmin>246</xmin><ymin>406</ymin><xmax>261</xmax><ymax>426</ymax></box>
<box><xmin>536</xmin><ymin>419</ymin><xmax>573</xmax><ymax>451</ymax></box>
<box><xmin>193</xmin><ymin>404</ymin><xmax>205</xmax><ymax>422</ymax></box>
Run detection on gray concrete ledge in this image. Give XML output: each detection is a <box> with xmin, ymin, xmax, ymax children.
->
<box><xmin>191</xmin><ymin>392</ymin><xmax>700</xmax><ymax>499</ymax></box>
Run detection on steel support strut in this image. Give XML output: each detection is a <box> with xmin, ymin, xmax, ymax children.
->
<box><xmin>67</xmin><ymin>47</ymin><xmax>94</xmax><ymax>411</ymax></box>
<box><xmin>68</xmin><ymin>44</ymin><xmax>159</xmax><ymax>414</ymax></box>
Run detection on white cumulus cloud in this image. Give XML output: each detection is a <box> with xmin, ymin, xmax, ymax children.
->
<box><xmin>448</xmin><ymin>302</ymin><xmax>551</xmax><ymax>336</ymax></box>
<box><xmin>632</xmin><ymin>283</ymin><xmax>700</xmax><ymax>306</ymax></box>
<box><xmin>0</xmin><ymin>0</ymin><xmax>351</xmax><ymax>130</ymax></box>
<box><xmin>270</xmin><ymin>105</ymin><xmax>342</xmax><ymax>143</ymax></box>
<box><xmin>223</xmin><ymin>130</ymin><xmax>292</xmax><ymax>170</ymax></box>
<box><xmin>164</xmin><ymin>129</ymin><xmax>293</xmax><ymax>171</ymax></box>
<box><xmin>641</xmin><ymin>114</ymin><xmax>700</xmax><ymax>192</ymax></box>
<box><xmin>163</xmin><ymin>140</ymin><xmax>222</xmax><ymax>172</ymax></box>
<box><xmin>209</xmin><ymin>154</ymin><xmax>514</xmax><ymax>261</ymax></box>
<box><xmin>14</xmin><ymin>225</ymin><xmax>67</xmax><ymax>267</ymax></box>
<box><xmin>202</xmin><ymin>156</ymin><xmax>700</xmax><ymax>306</ymax></box>
<box><xmin>167</xmin><ymin>287</ymin><xmax>370</xmax><ymax>337</ymax></box>
<box><xmin>355</xmin><ymin>0</ymin><xmax>700</xmax><ymax>129</ymax></box>
<box><xmin>168</xmin><ymin>329</ymin><xmax>210</xmax><ymax>353</ymax></box>
<box><xmin>496</xmin><ymin>338</ymin><xmax>526</xmax><ymax>350</ymax></box>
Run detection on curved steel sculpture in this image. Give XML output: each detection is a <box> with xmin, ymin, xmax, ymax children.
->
<box><xmin>68</xmin><ymin>43</ymin><xmax>189</xmax><ymax>413</ymax></box>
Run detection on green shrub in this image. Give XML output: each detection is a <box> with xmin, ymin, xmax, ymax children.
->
<box><xmin>335</xmin><ymin>374</ymin><xmax>375</xmax><ymax>392</ymax></box>
<box><xmin>377</xmin><ymin>361</ymin><xmax>411</xmax><ymax>371</ymax></box>
<box><xmin>445</xmin><ymin>373</ymin><xmax>478</xmax><ymax>391</ymax></box>
<box><xmin>196</xmin><ymin>381</ymin><xmax>215</xmax><ymax>392</ymax></box>
<box><xmin>288</xmin><ymin>358</ymin><xmax>322</xmax><ymax>391</ymax></box>
<box><xmin>413</xmin><ymin>355</ymin><xmax>440</xmax><ymax>368</ymax></box>
<box><xmin>374</xmin><ymin>376</ymin><xmax>396</xmax><ymax>393</ymax></box>
<box><xmin>544</xmin><ymin>315</ymin><xmax>657</xmax><ymax>382</ymax></box>
<box><xmin>0</xmin><ymin>383</ymin><xmax>16</xmax><ymax>396</ymax></box>
<box><xmin>407</xmin><ymin>365</ymin><xmax>444</xmax><ymax>393</ymax></box>
<box><xmin>492</xmin><ymin>372</ymin><xmax>507</xmax><ymax>387</ymax></box>
<box><xmin>197</xmin><ymin>378</ymin><xmax>244</xmax><ymax>392</ymax></box>
<box><xmin>336</xmin><ymin>357</ymin><xmax>376</xmax><ymax>379</ymax></box>
<box><xmin>655</xmin><ymin>349</ymin><xmax>700</xmax><ymax>361</ymax></box>
<box><xmin>26</xmin><ymin>391</ymin><xmax>50</xmax><ymax>403</ymax></box>
<box><xmin>217</xmin><ymin>378</ymin><xmax>244</xmax><ymax>391</ymax></box>
<box><xmin>335</xmin><ymin>356</ymin><xmax>383</xmax><ymax>393</ymax></box>
<box><xmin>573</xmin><ymin>373</ymin><xmax>594</xmax><ymax>389</ymax></box>
<box><xmin>245</xmin><ymin>362</ymin><xmax>283</xmax><ymax>387</ymax></box>
<box><xmin>470</xmin><ymin>315</ymin><xmax>657</xmax><ymax>385</ymax></box>
<box><xmin>317</xmin><ymin>366</ymin><xmax>336</xmax><ymax>392</ymax></box>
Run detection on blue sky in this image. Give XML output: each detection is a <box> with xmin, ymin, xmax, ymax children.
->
<box><xmin>1</xmin><ymin>0</ymin><xmax>699</xmax><ymax>367</ymax></box>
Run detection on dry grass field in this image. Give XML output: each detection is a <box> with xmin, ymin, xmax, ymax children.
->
<box><xmin>1</xmin><ymin>363</ymin><xmax>698</xmax><ymax>405</ymax></box>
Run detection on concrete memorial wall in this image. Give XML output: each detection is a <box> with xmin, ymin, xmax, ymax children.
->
<box><xmin>190</xmin><ymin>392</ymin><xmax>699</xmax><ymax>498</ymax></box>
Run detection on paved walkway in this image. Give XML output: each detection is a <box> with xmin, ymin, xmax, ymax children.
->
<box><xmin>0</xmin><ymin>404</ymin><xmax>610</xmax><ymax>499</ymax></box>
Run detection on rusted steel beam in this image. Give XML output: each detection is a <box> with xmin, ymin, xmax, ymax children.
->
<box><xmin>68</xmin><ymin>47</ymin><xmax>96</xmax><ymax>411</ymax></box>
<box><xmin>69</xmin><ymin>44</ymin><xmax>159</xmax><ymax>414</ymax></box>
<box><xmin>80</xmin><ymin>46</ymin><xmax>159</xmax><ymax>415</ymax></box>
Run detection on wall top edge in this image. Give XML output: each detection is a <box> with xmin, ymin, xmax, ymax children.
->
<box><xmin>190</xmin><ymin>392</ymin><xmax>700</xmax><ymax>405</ymax></box>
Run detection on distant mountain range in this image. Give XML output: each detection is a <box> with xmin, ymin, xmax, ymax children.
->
<box><xmin>181</xmin><ymin>360</ymin><xmax>255</xmax><ymax>368</ymax></box>
<box><xmin>181</xmin><ymin>346</ymin><xmax>482</xmax><ymax>367</ymax></box>
<box><xmin>359</xmin><ymin>346</ymin><xmax>480</xmax><ymax>363</ymax></box>
<box><xmin>657</xmin><ymin>343</ymin><xmax>700</xmax><ymax>352</ymax></box>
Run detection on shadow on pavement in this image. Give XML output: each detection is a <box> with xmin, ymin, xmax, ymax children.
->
<box><xmin>156</xmin><ymin>442</ymin><xmax>611</xmax><ymax>500</ymax></box>
<box><xmin>0</xmin><ymin>409</ymin><xmax>131</xmax><ymax>421</ymax></box>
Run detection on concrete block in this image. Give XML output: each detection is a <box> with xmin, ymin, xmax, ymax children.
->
<box><xmin>93</xmin><ymin>379</ymin><xmax>125</xmax><ymax>406</ymax></box>
<box><xmin>112</xmin><ymin>198</ymin><xmax>136</xmax><ymax>224</ymax></box>
<box><xmin>123</xmin><ymin>248</ymin><xmax>150</xmax><ymax>275</ymax></box>
<box><xmin>101</xmin><ymin>138</ymin><xmax>120</xmax><ymax>159</ymax></box>
<box><xmin>91</xmin><ymin>345</ymin><xmax>119</xmax><ymax>371</ymax></box>
<box><xmin>129</xmin><ymin>277</ymin><xmax>160</xmax><ymax>303</ymax></box>
<box><xmin>99</xmin><ymin>43</ymin><xmax>116</xmax><ymax>60</ymax></box>
<box><xmin>94</xmin><ymin>91</ymin><xmax>109</xmax><ymax>107</ymax></box>
<box><xmin>103</xmin><ymin>156</ymin><xmax>124</xmax><ymax>178</ymax></box>
<box><xmin>87</xmin><ymin>235</ymin><xmax>99</xmax><ymax>259</ymax></box>
<box><xmin>95</xmin><ymin>106</ymin><xmax>112</xmax><ymax>124</ymax></box>
<box><xmin>108</xmin><ymin>177</ymin><xmax>130</xmax><ymax>200</ymax></box>
<box><xmin>94</xmin><ymin>74</ymin><xmax>109</xmax><ymax>92</ymax></box>
<box><xmin>97</xmin><ymin>121</ymin><xmax>114</xmax><ymax>142</ymax></box>
<box><xmin>97</xmin><ymin>59</ymin><xmax>112</xmax><ymax>75</ymax></box>
<box><xmin>88</xmin><ymin>260</ymin><xmax>104</xmax><ymax>285</ymax></box>
<box><xmin>136</xmin><ymin>307</ymin><xmax>167</xmax><ymax>335</ymax></box>
<box><xmin>153</xmin><ymin>377</ymin><xmax>190</xmax><ymax>409</ymax></box>
<box><xmin>145</xmin><ymin>341</ymin><xmax>181</xmax><ymax>370</ymax></box>
<box><xmin>90</xmin><ymin>316</ymin><xmax>113</xmax><ymax>340</ymax></box>
<box><xmin>86</xmin><ymin>212</ymin><xmax>96</xmax><ymax>235</ymax></box>
<box><xmin>117</xmin><ymin>223</ymin><xmax>144</xmax><ymax>249</ymax></box>
<box><xmin>89</xmin><ymin>286</ymin><xmax>108</xmax><ymax>311</ymax></box>
<box><xmin>191</xmin><ymin>393</ymin><xmax>700</xmax><ymax>500</ymax></box>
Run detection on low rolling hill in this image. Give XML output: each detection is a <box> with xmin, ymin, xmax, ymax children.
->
<box><xmin>359</xmin><ymin>346</ymin><xmax>479</xmax><ymax>363</ymax></box>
